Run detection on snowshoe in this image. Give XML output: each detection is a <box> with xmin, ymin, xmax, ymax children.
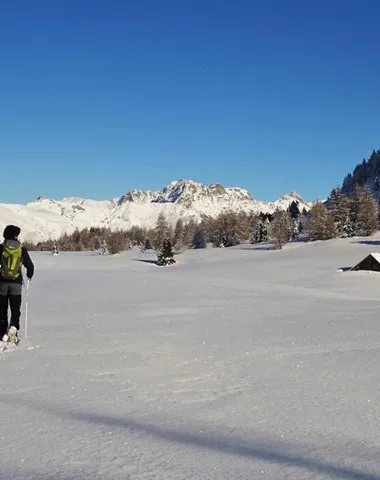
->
<box><xmin>7</xmin><ymin>326</ymin><xmax>19</xmax><ymax>345</ymax></box>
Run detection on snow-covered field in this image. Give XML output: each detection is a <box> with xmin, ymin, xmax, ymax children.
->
<box><xmin>1</xmin><ymin>238</ymin><xmax>380</xmax><ymax>480</ymax></box>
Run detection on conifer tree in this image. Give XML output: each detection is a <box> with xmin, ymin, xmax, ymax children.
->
<box><xmin>75</xmin><ymin>240</ymin><xmax>85</xmax><ymax>251</ymax></box>
<box><xmin>92</xmin><ymin>236</ymin><xmax>102</xmax><ymax>251</ymax></box>
<box><xmin>288</xmin><ymin>201</ymin><xmax>300</xmax><ymax>219</ymax></box>
<box><xmin>183</xmin><ymin>219</ymin><xmax>198</xmax><ymax>248</ymax></box>
<box><xmin>153</xmin><ymin>212</ymin><xmax>172</xmax><ymax>250</ymax></box>
<box><xmin>252</xmin><ymin>218</ymin><xmax>269</xmax><ymax>243</ymax></box>
<box><xmin>236</xmin><ymin>211</ymin><xmax>252</xmax><ymax>241</ymax></box>
<box><xmin>329</xmin><ymin>188</ymin><xmax>353</xmax><ymax>237</ymax></box>
<box><xmin>247</xmin><ymin>213</ymin><xmax>259</xmax><ymax>241</ymax></box>
<box><xmin>192</xmin><ymin>226</ymin><xmax>207</xmax><ymax>249</ymax></box>
<box><xmin>290</xmin><ymin>218</ymin><xmax>300</xmax><ymax>241</ymax></box>
<box><xmin>72</xmin><ymin>229</ymin><xmax>81</xmax><ymax>247</ymax></box>
<box><xmin>209</xmin><ymin>211</ymin><xmax>240</xmax><ymax>247</ymax></box>
<box><xmin>100</xmin><ymin>239</ymin><xmax>109</xmax><ymax>255</ymax></box>
<box><xmin>173</xmin><ymin>219</ymin><xmax>184</xmax><ymax>249</ymax></box>
<box><xmin>52</xmin><ymin>241</ymin><xmax>59</xmax><ymax>255</ymax></box>
<box><xmin>357</xmin><ymin>188</ymin><xmax>378</xmax><ymax>236</ymax></box>
<box><xmin>270</xmin><ymin>210</ymin><xmax>292</xmax><ymax>249</ymax></box>
<box><xmin>308</xmin><ymin>202</ymin><xmax>337</xmax><ymax>240</ymax></box>
<box><xmin>348</xmin><ymin>184</ymin><xmax>362</xmax><ymax>235</ymax></box>
<box><xmin>141</xmin><ymin>237</ymin><xmax>152</xmax><ymax>252</ymax></box>
<box><xmin>128</xmin><ymin>226</ymin><xmax>145</xmax><ymax>246</ymax></box>
<box><xmin>59</xmin><ymin>232</ymin><xmax>72</xmax><ymax>250</ymax></box>
<box><xmin>157</xmin><ymin>238</ymin><xmax>176</xmax><ymax>266</ymax></box>
<box><xmin>107</xmin><ymin>231</ymin><xmax>127</xmax><ymax>254</ymax></box>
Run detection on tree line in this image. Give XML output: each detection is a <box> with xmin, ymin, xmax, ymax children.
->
<box><xmin>342</xmin><ymin>149</ymin><xmax>380</xmax><ymax>195</ymax></box>
<box><xmin>23</xmin><ymin>188</ymin><xmax>379</xmax><ymax>255</ymax></box>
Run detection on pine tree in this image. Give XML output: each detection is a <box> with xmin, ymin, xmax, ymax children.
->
<box><xmin>72</xmin><ymin>229</ymin><xmax>81</xmax><ymax>249</ymax></box>
<box><xmin>247</xmin><ymin>213</ymin><xmax>259</xmax><ymax>242</ymax></box>
<box><xmin>329</xmin><ymin>188</ymin><xmax>352</xmax><ymax>237</ymax></box>
<box><xmin>92</xmin><ymin>236</ymin><xmax>102</xmax><ymax>251</ymax></box>
<box><xmin>288</xmin><ymin>201</ymin><xmax>300</xmax><ymax>219</ymax></box>
<box><xmin>270</xmin><ymin>210</ymin><xmax>292</xmax><ymax>249</ymax></box>
<box><xmin>100</xmin><ymin>239</ymin><xmax>109</xmax><ymax>255</ymax></box>
<box><xmin>347</xmin><ymin>184</ymin><xmax>362</xmax><ymax>235</ymax></box>
<box><xmin>183</xmin><ymin>219</ymin><xmax>198</xmax><ymax>248</ymax></box>
<box><xmin>173</xmin><ymin>219</ymin><xmax>185</xmax><ymax>251</ymax></box>
<box><xmin>236</xmin><ymin>211</ymin><xmax>252</xmax><ymax>242</ymax></box>
<box><xmin>52</xmin><ymin>241</ymin><xmax>59</xmax><ymax>255</ymax></box>
<box><xmin>325</xmin><ymin>214</ymin><xmax>337</xmax><ymax>239</ymax></box>
<box><xmin>192</xmin><ymin>226</ymin><xmax>207</xmax><ymax>249</ymax></box>
<box><xmin>107</xmin><ymin>231</ymin><xmax>128</xmax><ymax>254</ymax></box>
<box><xmin>341</xmin><ymin>150</ymin><xmax>380</xmax><ymax>195</ymax></box>
<box><xmin>58</xmin><ymin>232</ymin><xmax>70</xmax><ymax>250</ymax></box>
<box><xmin>262</xmin><ymin>218</ymin><xmax>270</xmax><ymax>242</ymax></box>
<box><xmin>128</xmin><ymin>226</ymin><xmax>146</xmax><ymax>246</ymax></box>
<box><xmin>252</xmin><ymin>218</ymin><xmax>269</xmax><ymax>244</ymax></box>
<box><xmin>357</xmin><ymin>188</ymin><xmax>378</xmax><ymax>236</ymax></box>
<box><xmin>157</xmin><ymin>238</ymin><xmax>176</xmax><ymax>266</ymax></box>
<box><xmin>308</xmin><ymin>202</ymin><xmax>337</xmax><ymax>240</ymax></box>
<box><xmin>209</xmin><ymin>211</ymin><xmax>240</xmax><ymax>247</ymax></box>
<box><xmin>290</xmin><ymin>218</ymin><xmax>300</xmax><ymax>241</ymax></box>
<box><xmin>153</xmin><ymin>212</ymin><xmax>172</xmax><ymax>250</ymax></box>
<box><xmin>141</xmin><ymin>237</ymin><xmax>152</xmax><ymax>252</ymax></box>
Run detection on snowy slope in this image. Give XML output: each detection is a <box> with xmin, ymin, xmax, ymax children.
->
<box><xmin>0</xmin><ymin>237</ymin><xmax>380</xmax><ymax>479</ymax></box>
<box><xmin>0</xmin><ymin>179</ymin><xmax>311</xmax><ymax>242</ymax></box>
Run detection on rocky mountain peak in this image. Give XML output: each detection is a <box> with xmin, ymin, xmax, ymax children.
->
<box><xmin>279</xmin><ymin>191</ymin><xmax>306</xmax><ymax>202</ymax></box>
<box><xmin>117</xmin><ymin>189</ymin><xmax>160</xmax><ymax>205</ymax></box>
<box><xmin>116</xmin><ymin>179</ymin><xmax>309</xmax><ymax>214</ymax></box>
<box><xmin>0</xmin><ymin>179</ymin><xmax>312</xmax><ymax>242</ymax></box>
<box><xmin>209</xmin><ymin>183</ymin><xmax>226</xmax><ymax>195</ymax></box>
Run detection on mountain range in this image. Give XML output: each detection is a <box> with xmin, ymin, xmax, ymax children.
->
<box><xmin>0</xmin><ymin>179</ymin><xmax>311</xmax><ymax>243</ymax></box>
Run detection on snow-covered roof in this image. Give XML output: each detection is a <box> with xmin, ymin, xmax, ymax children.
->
<box><xmin>350</xmin><ymin>251</ymin><xmax>380</xmax><ymax>271</ymax></box>
<box><xmin>368</xmin><ymin>252</ymin><xmax>380</xmax><ymax>263</ymax></box>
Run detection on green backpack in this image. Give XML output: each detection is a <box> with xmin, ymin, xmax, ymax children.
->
<box><xmin>1</xmin><ymin>243</ymin><xmax>23</xmax><ymax>280</ymax></box>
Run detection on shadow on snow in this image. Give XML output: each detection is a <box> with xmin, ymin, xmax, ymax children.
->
<box><xmin>0</xmin><ymin>395</ymin><xmax>379</xmax><ymax>480</ymax></box>
<box><xmin>132</xmin><ymin>258</ymin><xmax>159</xmax><ymax>265</ymax></box>
<box><xmin>352</xmin><ymin>240</ymin><xmax>380</xmax><ymax>246</ymax></box>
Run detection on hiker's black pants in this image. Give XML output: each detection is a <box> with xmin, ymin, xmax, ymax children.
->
<box><xmin>0</xmin><ymin>282</ymin><xmax>22</xmax><ymax>337</ymax></box>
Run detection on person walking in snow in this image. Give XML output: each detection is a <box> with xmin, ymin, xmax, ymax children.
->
<box><xmin>0</xmin><ymin>225</ymin><xmax>34</xmax><ymax>344</ymax></box>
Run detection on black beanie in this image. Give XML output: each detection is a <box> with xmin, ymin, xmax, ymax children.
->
<box><xmin>3</xmin><ymin>225</ymin><xmax>21</xmax><ymax>240</ymax></box>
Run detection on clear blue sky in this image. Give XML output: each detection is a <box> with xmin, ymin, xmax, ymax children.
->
<box><xmin>1</xmin><ymin>0</ymin><xmax>379</xmax><ymax>204</ymax></box>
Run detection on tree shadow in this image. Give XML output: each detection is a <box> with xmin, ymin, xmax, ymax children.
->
<box><xmin>293</xmin><ymin>235</ymin><xmax>311</xmax><ymax>243</ymax></box>
<box><xmin>60</xmin><ymin>412</ymin><xmax>380</xmax><ymax>479</ymax></box>
<box><xmin>0</xmin><ymin>464</ymin><xmax>86</xmax><ymax>480</ymax></box>
<box><xmin>352</xmin><ymin>240</ymin><xmax>380</xmax><ymax>246</ymax></box>
<box><xmin>1</xmin><ymin>395</ymin><xmax>379</xmax><ymax>480</ymax></box>
<box><xmin>133</xmin><ymin>258</ymin><xmax>158</xmax><ymax>265</ymax></box>
<box><xmin>237</xmin><ymin>244</ymin><xmax>276</xmax><ymax>251</ymax></box>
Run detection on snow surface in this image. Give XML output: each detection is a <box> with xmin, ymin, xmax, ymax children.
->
<box><xmin>1</xmin><ymin>237</ymin><xmax>380</xmax><ymax>479</ymax></box>
<box><xmin>0</xmin><ymin>180</ymin><xmax>311</xmax><ymax>243</ymax></box>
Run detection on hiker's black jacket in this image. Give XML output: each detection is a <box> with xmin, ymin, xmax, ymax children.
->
<box><xmin>0</xmin><ymin>243</ymin><xmax>34</xmax><ymax>284</ymax></box>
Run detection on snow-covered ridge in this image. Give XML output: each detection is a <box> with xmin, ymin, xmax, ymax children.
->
<box><xmin>120</xmin><ymin>179</ymin><xmax>310</xmax><ymax>212</ymax></box>
<box><xmin>0</xmin><ymin>179</ymin><xmax>311</xmax><ymax>242</ymax></box>
<box><xmin>117</xmin><ymin>189</ymin><xmax>159</xmax><ymax>205</ymax></box>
